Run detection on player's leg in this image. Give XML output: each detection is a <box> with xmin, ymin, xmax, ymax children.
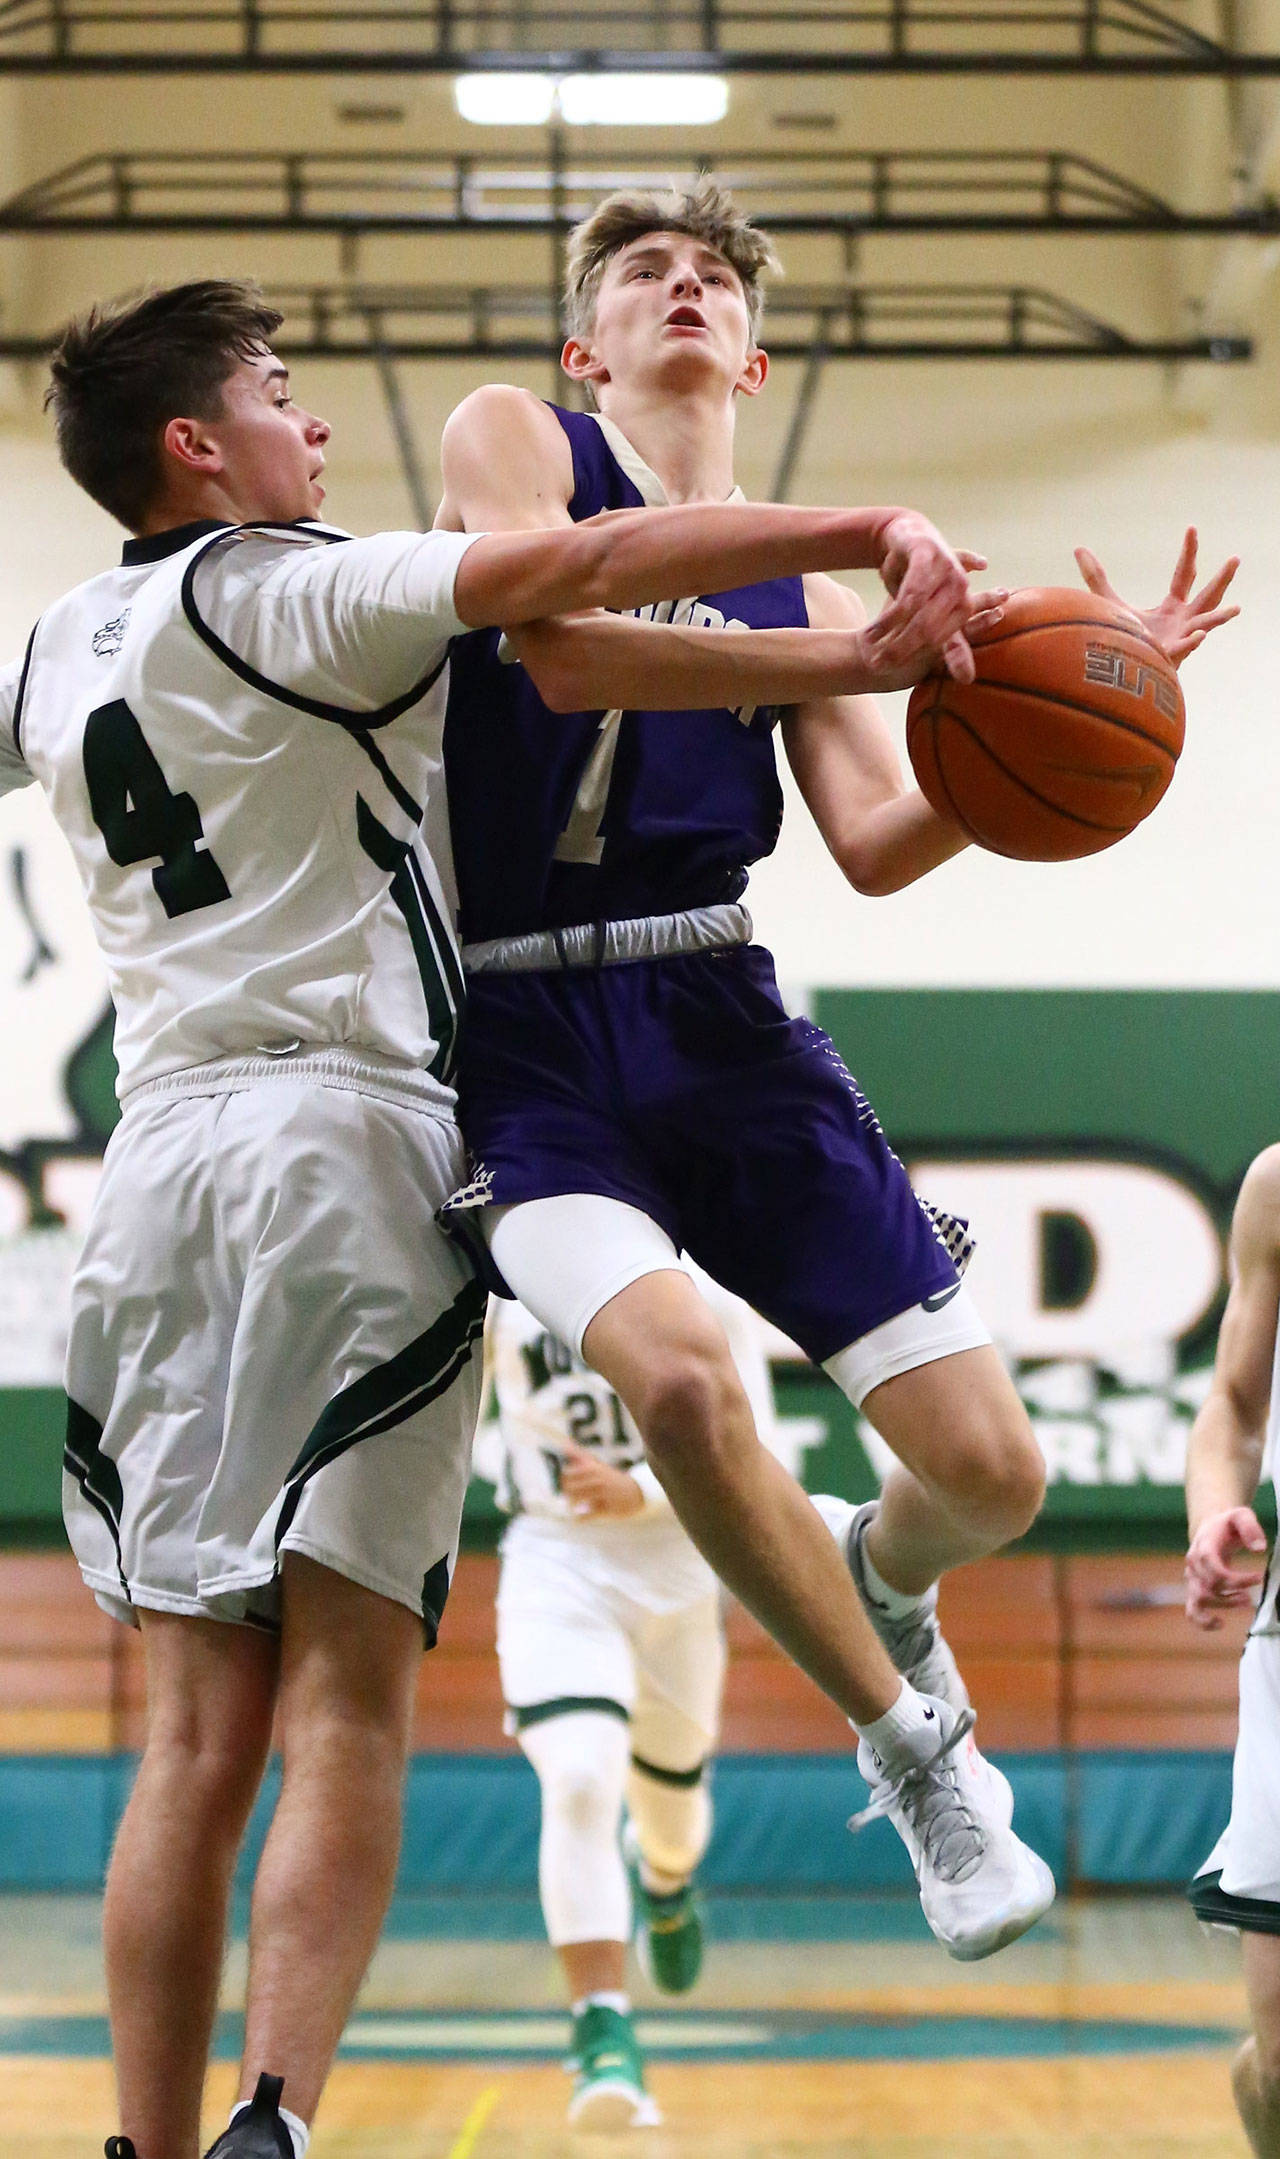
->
<box><xmin>62</xmin><ymin>1090</ymin><xmax>283</xmax><ymax>2158</ymax></box>
<box><xmin>496</xmin><ymin>1526</ymin><xmax>656</xmax><ymax>2127</ymax></box>
<box><xmin>1235</xmin><ymin>1932</ymin><xmax>1280</xmax><ymax>2157</ymax></box>
<box><xmin>832</xmin><ymin>1338</ymin><xmax>1044</xmax><ymax>1593</ymax></box>
<box><xmin>104</xmin><ymin>1614</ymin><xmax>277</xmax><ymax>2159</ymax></box>
<box><xmin>234</xmin><ymin>1555</ymin><xmax>422</xmax><ymax>2125</ymax></box>
<box><xmin>197</xmin><ymin>1082</ymin><xmax>484</xmax><ymax>2148</ymax></box>
<box><xmin>625</xmin><ymin>1594</ymin><xmax>726</xmax><ymax>1994</ymax></box>
<box><xmin>489</xmin><ymin>1198</ymin><xmax>908</xmax><ymax>1733</ymax></box>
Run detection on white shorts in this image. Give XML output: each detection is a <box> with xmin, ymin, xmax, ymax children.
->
<box><xmin>487</xmin><ymin>1193</ymin><xmax>991</xmax><ymax>1403</ymax></box>
<box><xmin>497</xmin><ymin>1514</ymin><xmax>726</xmax><ymax>1771</ymax></box>
<box><xmin>1192</xmin><ymin>1631</ymin><xmax>1280</xmax><ymax>1926</ymax></box>
<box><xmin>63</xmin><ymin>1074</ymin><xmax>485</xmax><ymax>1631</ymax></box>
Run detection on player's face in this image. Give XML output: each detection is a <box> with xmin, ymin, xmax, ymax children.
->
<box><xmin>579</xmin><ymin>232</ymin><xmax>761</xmax><ymax>397</ymax></box>
<box><xmin>208</xmin><ymin>350</ymin><xmax>331</xmax><ymax>521</ymax></box>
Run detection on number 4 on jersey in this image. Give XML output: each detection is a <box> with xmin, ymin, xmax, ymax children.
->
<box><xmin>84</xmin><ymin>698</ymin><xmax>231</xmax><ymax>919</ymax></box>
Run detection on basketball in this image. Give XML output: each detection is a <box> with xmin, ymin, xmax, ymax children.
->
<box><xmin>905</xmin><ymin>586</ymin><xmax>1186</xmax><ymax>861</ymax></box>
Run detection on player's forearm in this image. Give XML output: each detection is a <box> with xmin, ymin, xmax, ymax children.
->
<box><xmin>1185</xmin><ymin>1395</ymin><xmax>1266</xmax><ymax>1536</ymax></box>
<box><xmin>456</xmin><ymin>501</ymin><xmax>916</xmax><ymax>628</ymax></box>
<box><xmin>828</xmin><ymin>789</ymin><xmax>970</xmax><ymax>897</ymax></box>
<box><xmin>507</xmin><ymin>614</ymin><xmax>892</xmax><ymax>712</ymax></box>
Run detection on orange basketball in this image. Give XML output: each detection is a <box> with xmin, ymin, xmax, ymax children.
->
<box><xmin>905</xmin><ymin>587</ymin><xmax>1185</xmax><ymax>861</ymax></box>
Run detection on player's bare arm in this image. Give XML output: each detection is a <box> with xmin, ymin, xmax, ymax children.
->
<box><xmin>438</xmin><ymin>384</ymin><xmax>992</xmax><ymax>675</ymax></box>
<box><xmin>506</xmin><ymin>587</ymin><xmax>1007</xmax><ymax>714</ymax></box>
<box><xmin>781</xmin><ymin>573</ymin><xmax>971</xmax><ymax>898</ymax></box>
<box><xmin>1185</xmin><ymin>1146</ymin><xmax>1280</xmax><ymax>1629</ymax></box>
<box><xmin>1076</xmin><ymin>527</ymin><xmax>1240</xmax><ymax>664</ymax></box>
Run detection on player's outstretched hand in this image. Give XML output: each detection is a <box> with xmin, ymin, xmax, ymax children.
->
<box><xmin>876</xmin><ymin>512</ymin><xmax>992</xmax><ymax>683</ymax></box>
<box><xmin>853</xmin><ymin>584</ymin><xmax>1007</xmax><ymax>693</ymax></box>
<box><xmin>1075</xmin><ymin>528</ymin><xmax>1240</xmax><ymax>667</ymax></box>
<box><xmin>1184</xmin><ymin>1505</ymin><xmax>1268</xmax><ymax>1630</ymax></box>
<box><xmin>559</xmin><ymin>1441</ymin><xmax>645</xmax><ymax>1520</ymax></box>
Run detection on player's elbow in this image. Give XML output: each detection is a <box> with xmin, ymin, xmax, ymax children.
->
<box><xmin>836</xmin><ymin>844</ymin><xmax>903</xmax><ymax>898</ymax></box>
<box><xmin>505</xmin><ymin>626</ymin><xmax>582</xmax><ymax>713</ymax></box>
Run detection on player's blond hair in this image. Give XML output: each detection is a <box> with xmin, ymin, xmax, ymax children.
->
<box><xmin>564</xmin><ymin>177</ymin><xmax>780</xmax><ymax>344</ymax></box>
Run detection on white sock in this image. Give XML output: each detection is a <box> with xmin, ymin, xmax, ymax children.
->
<box><xmin>573</xmin><ymin>1990</ymin><xmax>630</xmax><ymax>2018</ymax></box>
<box><xmin>229</xmin><ymin>2098</ymin><xmax>309</xmax><ymax>2159</ymax></box>
<box><xmin>858</xmin><ymin>1518</ymin><xmax>933</xmax><ymax>1618</ymax></box>
<box><xmin>858</xmin><ymin>1680</ymin><xmax>946</xmax><ymax>1774</ymax></box>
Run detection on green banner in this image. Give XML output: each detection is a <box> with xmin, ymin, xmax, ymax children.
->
<box><xmin>1</xmin><ymin>984</ymin><xmax>1275</xmax><ymax>1546</ymax></box>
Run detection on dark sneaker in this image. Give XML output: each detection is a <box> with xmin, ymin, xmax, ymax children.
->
<box><xmin>105</xmin><ymin>2142</ymin><xmax>138</xmax><ymax>2158</ymax></box>
<box><xmin>202</xmin><ymin>2075</ymin><xmax>295</xmax><ymax>2158</ymax></box>
<box><xmin>845</xmin><ymin>1501</ymin><xmax>970</xmax><ymax>1711</ymax></box>
<box><xmin>634</xmin><ymin>1877</ymin><xmax>704</xmax><ymax>1995</ymax></box>
<box><xmin>566</xmin><ymin>2003</ymin><xmax>661</xmax><ymax>2129</ymax></box>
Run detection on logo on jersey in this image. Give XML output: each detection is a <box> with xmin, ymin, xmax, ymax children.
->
<box><xmin>91</xmin><ymin>611</ymin><xmax>130</xmax><ymax>659</ymax></box>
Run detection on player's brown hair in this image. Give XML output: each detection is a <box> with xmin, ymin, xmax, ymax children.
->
<box><xmin>564</xmin><ymin>177</ymin><xmax>780</xmax><ymax>343</ymax></box>
<box><xmin>45</xmin><ymin>280</ymin><xmax>285</xmax><ymax>531</ymax></box>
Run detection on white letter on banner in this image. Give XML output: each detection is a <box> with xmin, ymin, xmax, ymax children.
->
<box><xmin>908</xmin><ymin>1159</ymin><xmax>1223</xmax><ymax>1369</ymax></box>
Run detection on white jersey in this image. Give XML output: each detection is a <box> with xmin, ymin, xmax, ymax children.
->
<box><xmin>0</xmin><ymin>518</ymin><xmax>479</xmax><ymax>1100</ymax></box>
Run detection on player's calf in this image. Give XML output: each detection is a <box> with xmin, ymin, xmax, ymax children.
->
<box><xmin>1234</xmin><ymin>2037</ymin><xmax>1280</xmax><ymax>2158</ymax></box>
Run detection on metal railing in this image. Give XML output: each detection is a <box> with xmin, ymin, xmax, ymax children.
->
<box><xmin>2</xmin><ymin>146</ymin><xmax>1273</xmax><ymax>234</ymax></box>
<box><xmin>0</xmin><ymin>0</ymin><xmax>1274</xmax><ymax>74</ymax></box>
<box><xmin>0</xmin><ymin>280</ymin><xmax>1249</xmax><ymax>361</ymax></box>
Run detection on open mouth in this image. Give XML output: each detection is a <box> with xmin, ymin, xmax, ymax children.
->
<box><xmin>665</xmin><ymin>306</ymin><xmax>707</xmax><ymax>331</ymax></box>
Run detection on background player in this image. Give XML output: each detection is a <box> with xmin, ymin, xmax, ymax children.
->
<box><xmin>1185</xmin><ymin>1146</ymin><xmax>1280</xmax><ymax>2156</ymax></box>
<box><xmin>480</xmin><ymin>1273</ymin><xmax>781</xmax><ymax>2128</ymax></box>
<box><xmin>2</xmin><ymin>280</ymin><xmax>1002</xmax><ymax>2159</ymax></box>
<box><xmin>438</xmin><ymin>180</ymin><xmax>1237</xmax><ymax>1958</ymax></box>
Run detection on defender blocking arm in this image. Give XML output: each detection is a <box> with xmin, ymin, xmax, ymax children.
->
<box><xmin>441</xmin><ymin>385</ymin><xmax>989</xmax><ymax>681</ymax></box>
<box><xmin>1185</xmin><ymin>1147</ymin><xmax>1280</xmax><ymax>1630</ymax></box>
<box><xmin>507</xmin><ymin>584</ymin><xmax>1005</xmax><ymax>714</ymax></box>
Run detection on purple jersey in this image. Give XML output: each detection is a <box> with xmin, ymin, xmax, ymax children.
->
<box><xmin>443</xmin><ymin>405</ymin><xmax>806</xmax><ymax>941</ymax></box>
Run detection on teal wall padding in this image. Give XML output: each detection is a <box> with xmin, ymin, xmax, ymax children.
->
<box><xmin>1074</xmin><ymin>1752</ymin><xmax>1234</xmax><ymax>1884</ymax></box>
<box><xmin>0</xmin><ymin>1751</ymin><xmax>1230</xmax><ymax>1894</ymax></box>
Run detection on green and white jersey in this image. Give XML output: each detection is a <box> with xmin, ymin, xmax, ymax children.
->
<box><xmin>0</xmin><ymin>517</ymin><xmax>480</xmax><ymax>1103</ymax></box>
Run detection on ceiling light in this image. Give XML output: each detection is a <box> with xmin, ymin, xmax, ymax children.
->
<box><xmin>453</xmin><ymin>71</ymin><xmax>729</xmax><ymax>128</ymax></box>
<box><xmin>558</xmin><ymin>73</ymin><xmax>729</xmax><ymax>126</ymax></box>
<box><xmin>454</xmin><ymin>73</ymin><xmax>557</xmax><ymax>125</ymax></box>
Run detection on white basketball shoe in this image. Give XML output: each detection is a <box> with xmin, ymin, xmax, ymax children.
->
<box><xmin>851</xmin><ymin>1696</ymin><xmax>1055</xmax><ymax>1960</ymax></box>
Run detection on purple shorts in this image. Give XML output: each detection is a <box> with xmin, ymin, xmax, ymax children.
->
<box><xmin>453</xmin><ymin>943</ymin><xmax>957</xmax><ymax>1365</ymax></box>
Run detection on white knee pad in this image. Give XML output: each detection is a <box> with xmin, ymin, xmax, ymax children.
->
<box><xmin>626</xmin><ymin>1755</ymin><xmax>713</xmax><ymax>1887</ymax></box>
<box><xmin>519</xmin><ymin>1710</ymin><xmax>631</xmax><ymax>1947</ymax></box>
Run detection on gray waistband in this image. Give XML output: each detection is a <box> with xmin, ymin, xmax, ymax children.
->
<box><xmin>120</xmin><ymin>1043</ymin><xmax>455</xmax><ymax>1116</ymax></box>
<box><xmin>461</xmin><ymin>903</ymin><xmax>752</xmax><ymax>975</ymax></box>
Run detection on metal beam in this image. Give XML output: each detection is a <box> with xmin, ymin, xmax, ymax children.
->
<box><xmin>0</xmin><ymin>281</ymin><xmax>1251</xmax><ymax>361</ymax></box>
<box><xmin>0</xmin><ymin>1</ymin><xmax>1278</xmax><ymax>74</ymax></box>
<box><xmin>5</xmin><ymin>147</ymin><xmax>1280</xmax><ymax>235</ymax></box>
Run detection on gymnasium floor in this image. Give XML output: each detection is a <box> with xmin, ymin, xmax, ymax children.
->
<box><xmin>0</xmin><ymin>1889</ymin><xmax>1251</xmax><ymax>2158</ymax></box>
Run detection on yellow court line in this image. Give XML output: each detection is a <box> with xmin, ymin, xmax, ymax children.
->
<box><xmin>445</xmin><ymin>2083</ymin><xmax>500</xmax><ymax>2159</ymax></box>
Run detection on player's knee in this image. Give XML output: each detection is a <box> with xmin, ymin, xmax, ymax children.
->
<box><xmin>635</xmin><ymin>1343</ymin><xmax>745</xmax><ymax>1469</ymax></box>
<box><xmin>938</xmin><ymin>1404</ymin><xmax>1045</xmax><ymax>1542</ymax></box>
<box><xmin>1248</xmin><ymin>2024</ymin><xmax>1280</xmax><ymax>2104</ymax></box>
<box><xmin>543</xmin><ymin>1757</ymin><xmax>624</xmax><ymax>1843</ymax></box>
<box><xmin>143</xmin><ymin>1716</ymin><xmax>267</xmax><ymax>1829</ymax></box>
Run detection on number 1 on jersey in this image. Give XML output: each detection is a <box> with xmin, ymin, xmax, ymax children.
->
<box><xmin>84</xmin><ymin>698</ymin><xmax>231</xmax><ymax>919</ymax></box>
<box><xmin>553</xmin><ymin>707</ymin><xmax>623</xmax><ymax>867</ymax></box>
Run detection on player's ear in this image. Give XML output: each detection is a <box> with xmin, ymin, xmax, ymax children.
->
<box><xmin>736</xmin><ymin>346</ymin><xmax>768</xmax><ymax>399</ymax></box>
<box><xmin>561</xmin><ymin>335</ymin><xmax>609</xmax><ymax>388</ymax></box>
<box><xmin>162</xmin><ymin>414</ymin><xmax>225</xmax><ymax>477</ymax></box>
